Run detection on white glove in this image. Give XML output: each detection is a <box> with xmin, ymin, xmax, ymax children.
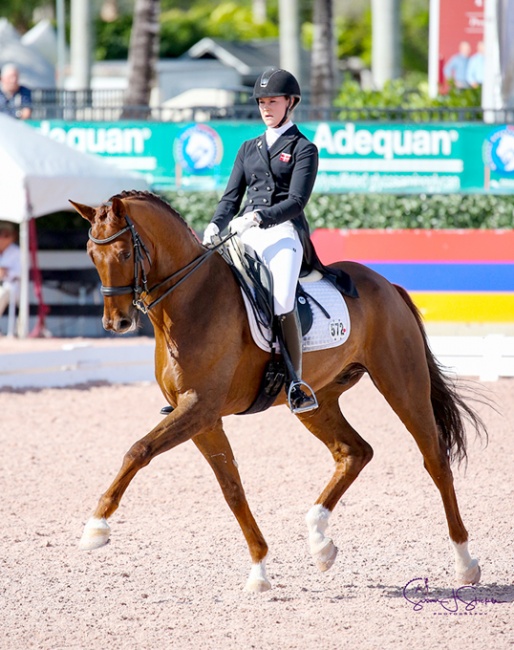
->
<box><xmin>202</xmin><ymin>222</ymin><xmax>220</xmax><ymax>246</ymax></box>
<box><xmin>229</xmin><ymin>212</ymin><xmax>260</xmax><ymax>237</ymax></box>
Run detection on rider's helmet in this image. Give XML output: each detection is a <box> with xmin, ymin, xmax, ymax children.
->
<box><xmin>253</xmin><ymin>67</ymin><xmax>302</xmax><ymax>108</ymax></box>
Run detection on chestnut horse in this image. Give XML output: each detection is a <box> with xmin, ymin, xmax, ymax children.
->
<box><xmin>71</xmin><ymin>191</ymin><xmax>485</xmax><ymax>592</ymax></box>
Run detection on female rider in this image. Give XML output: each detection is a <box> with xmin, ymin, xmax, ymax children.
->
<box><xmin>202</xmin><ymin>66</ymin><xmax>325</xmax><ymax>413</ymax></box>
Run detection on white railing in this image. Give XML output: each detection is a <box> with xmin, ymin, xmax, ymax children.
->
<box><xmin>0</xmin><ymin>335</ymin><xmax>512</xmax><ymax>390</ymax></box>
<box><xmin>429</xmin><ymin>335</ymin><xmax>514</xmax><ymax>383</ymax></box>
<box><xmin>0</xmin><ymin>341</ymin><xmax>155</xmax><ymax>389</ymax></box>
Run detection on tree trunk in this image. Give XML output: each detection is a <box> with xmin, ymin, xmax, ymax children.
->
<box><xmin>310</xmin><ymin>0</ymin><xmax>335</xmax><ymax>119</ymax></box>
<box><xmin>253</xmin><ymin>0</ymin><xmax>266</xmax><ymax>24</ymax></box>
<box><xmin>371</xmin><ymin>0</ymin><xmax>401</xmax><ymax>89</ymax></box>
<box><xmin>122</xmin><ymin>0</ymin><xmax>160</xmax><ymax>120</ymax></box>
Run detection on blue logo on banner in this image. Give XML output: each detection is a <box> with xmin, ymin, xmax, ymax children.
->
<box><xmin>484</xmin><ymin>126</ymin><xmax>514</xmax><ymax>175</ymax></box>
<box><xmin>175</xmin><ymin>124</ymin><xmax>223</xmax><ymax>174</ymax></box>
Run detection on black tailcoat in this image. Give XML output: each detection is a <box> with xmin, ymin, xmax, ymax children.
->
<box><xmin>212</xmin><ymin>125</ymin><xmax>357</xmax><ymax>297</ymax></box>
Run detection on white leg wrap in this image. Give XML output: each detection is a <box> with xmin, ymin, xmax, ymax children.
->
<box><xmin>244</xmin><ymin>558</ymin><xmax>271</xmax><ymax>593</ymax></box>
<box><xmin>450</xmin><ymin>539</ymin><xmax>481</xmax><ymax>585</ymax></box>
<box><xmin>305</xmin><ymin>504</ymin><xmax>338</xmax><ymax>572</ymax></box>
<box><xmin>79</xmin><ymin>517</ymin><xmax>111</xmax><ymax>550</ymax></box>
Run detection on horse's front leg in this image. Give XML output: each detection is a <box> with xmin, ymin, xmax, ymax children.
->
<box><xmin>79</xmin><ymin>393</ymin><xmax>212</xmax><ymax>551</ymax></box>
<box><xmin>297</xmin><ymin>387</ymin><xmax>374</xmax><ymax>573</ymax></box>
<box><xmin>193</xmin><ymin>421</ymin><xmax>270</xmax><ymax>592</ymax></box>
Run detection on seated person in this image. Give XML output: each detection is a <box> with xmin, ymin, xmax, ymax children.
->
<box><xmin>0</xmin><ymin>222</ymin><xmax>21</xmax><ymax>324</ymax></box>
<box><xmin>0</xmin><ymin>63</ymin><xmax>32</xmax><ymax>119</ymax></box>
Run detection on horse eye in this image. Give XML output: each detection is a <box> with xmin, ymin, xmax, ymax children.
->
<box><xmin>120</xmin><ymin>250</ymin><xmax>131</xmax><ymax>261</ymax></box>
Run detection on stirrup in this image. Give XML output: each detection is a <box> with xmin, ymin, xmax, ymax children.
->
<box><xmin>287</xmin><ymin>381</ymin><xmax>319</xmax><ymax>414</ymax></box>
<box><xmin>160</xmin><ymin>405</ymin><xmax>174</xmax><ymax>415</ymax></box>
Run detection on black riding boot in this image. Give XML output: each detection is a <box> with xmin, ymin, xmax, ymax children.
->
<box><xmin>279</xmin><ymin>310</ymin><xmax>318</xmax><ymax>414</ymax></box>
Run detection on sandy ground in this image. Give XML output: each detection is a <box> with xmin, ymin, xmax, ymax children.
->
<box><xmin>0</xmin><ymin>369</ymin><xmax>512</xmax><ymax>649</ymax></box>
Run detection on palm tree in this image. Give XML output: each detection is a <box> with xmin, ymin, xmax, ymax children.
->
<box><xmin>310</xmin><ymin>0</ymin><xmax>336</xmax><ymax>118</ymax></box>
<box><xmin>121</xmin><ymin>0</ymin><xmax>160</xmax><ymax>119</ymax></box>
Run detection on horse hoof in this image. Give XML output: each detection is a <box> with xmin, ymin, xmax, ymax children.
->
<box><xmin>79</xmin><ymin>517</ymin><xmax>111</xmax><ymax>550</ymax></box>
<box><xmin>314</xmin><ymin>539</ymin><xmax>338</xmax><ymax>572</ymax></box>
<box><xmin>244</xmin><ymin>560</ymin><xmax>271</xmax><ymax>592</ymax></box>
<box><xmin>457</xmin><ymin>560</ymin><xmax>481</xmax><ymax>585</ymax></box>
<box><xmin>244</xmin><ymin>577</ymin><xmax>272</xmax><ymax>593</ymax></box>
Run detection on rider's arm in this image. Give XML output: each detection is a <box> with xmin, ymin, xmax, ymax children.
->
<box><xmin>211</xmin><ymin>144</ymin><xmax>248</xmax><ymax>232</ymax></box>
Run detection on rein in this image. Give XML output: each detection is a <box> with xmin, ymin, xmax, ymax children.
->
<box><xmin>89</xmin><ymin>215</ymin><xmax>232</xmax><ymax>314</ymax></box>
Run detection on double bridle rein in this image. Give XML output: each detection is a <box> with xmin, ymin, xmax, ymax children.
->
<box><xmin>88</xmin><ymin>214</ymin><xmax>228</xmax><ymax>314</ymax></box>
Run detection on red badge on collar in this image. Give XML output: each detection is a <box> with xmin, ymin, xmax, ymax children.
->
<box><xmin>279</xmin><ymin>153</ymin><xmax>292</xmax><ymax>162</ymax></box>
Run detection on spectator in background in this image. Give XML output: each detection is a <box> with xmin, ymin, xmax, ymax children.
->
<box><xmin>0</xmin><ymin>222</ymin><xmax>21</xmax><ymax>327</ymax></box>
<box><xmin>444</xmin><ymin>41</ymin><xmax>472</xmax><ymax>89</ymax></box>
<box><xmin>466</xmin><ymin>41</ymin><xmax>485</xmax><ymax>88</ymax></box>
<box><xmin>0</xmin><ymin>63</ymin><xmax>32</xmax><ymax>119</ymax></box>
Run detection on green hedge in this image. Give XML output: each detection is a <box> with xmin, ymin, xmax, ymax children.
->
<box><xmin>162</xmin><ymin>191</ymin><xmax>514</xmax><ymax>231</ymax></box>
<box><xmin>35</xmin><ymin>191</ymin><xmax>514</xmax><ymax>249</ymax></box>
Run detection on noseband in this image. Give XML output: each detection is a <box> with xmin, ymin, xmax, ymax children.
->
<box><xmin>88</xmin><ymin>214</ymin><xmax>229</xmax><ymax>314</ymax></box>
<box><xmin>89</xmin><ymin>215</ymin><xmax>152</xmax><ymax>312</ymax></box>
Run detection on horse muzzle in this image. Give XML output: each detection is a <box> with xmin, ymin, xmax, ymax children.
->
<box><xmin>102</xmin><ymin>308</ymin><xmax>139</xmax><ymax>333</ymax></box>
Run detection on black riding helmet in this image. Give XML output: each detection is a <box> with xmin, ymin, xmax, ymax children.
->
<box><xmin>253</xmin><ymin>67</ymin><xmax>302</xmax><ymax>108</ymax></box>
<box><xmin>253</xmin><ymin>67</ymin><xmax>301</xmax><ymax>127</ymax></box>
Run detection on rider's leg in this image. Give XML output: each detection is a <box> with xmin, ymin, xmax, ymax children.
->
<box><xmin>279</xmin><ymin>308</ymin><xmax>318</xmax><ymax>413</ymax></box>
<box><xmin>244</xmin><ymin>223</ymin><xmax>318</xmax><ymax>414</ymax></box>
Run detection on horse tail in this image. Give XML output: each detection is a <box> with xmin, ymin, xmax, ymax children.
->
<box><xmin>393</xmin><ymin>284</ymin><xmax>488</xmax><ymax>465</ymax></box>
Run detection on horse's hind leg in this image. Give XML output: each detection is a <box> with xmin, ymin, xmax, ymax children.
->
<box><xmin>192</xmin><ymin>421</ymin><xmax>271</xmax><ymax>592</ymax></box>
<box><xmin>296</xmin><ymin>384</ymin><xmax>374</xmax><ymax>572</ymax></box>
<box><xmin>368</xmin><ymin>348</ymin><xmax>480</xmax><ymax>585</ymax></box>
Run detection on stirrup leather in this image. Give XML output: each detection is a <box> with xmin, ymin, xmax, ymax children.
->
<box><xmin>287</xmin><ymin>381</ymin><xmax>319</xmax><ymax>414</ymax></box>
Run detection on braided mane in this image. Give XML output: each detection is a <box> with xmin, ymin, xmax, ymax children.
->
<box><xmin>108</xmin><ymin>190</ymin><xmax>199</xmax><ymax>242</ymax></box>
<box><xmin>109</xmin><ymin>190</ymin><xmax>182</xmax><ymax>219</ymax></box>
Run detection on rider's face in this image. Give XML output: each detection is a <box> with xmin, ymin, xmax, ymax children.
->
<box><xmin>258</xmin><ymin>96</ymin><xmax>291</xmax><ymax>128</ymax></box>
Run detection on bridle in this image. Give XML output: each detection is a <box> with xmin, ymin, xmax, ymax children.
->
<box><xmin>88</xmin><ymin>214</ymin><xmax>230</xmax><ymax>314</ymax></box>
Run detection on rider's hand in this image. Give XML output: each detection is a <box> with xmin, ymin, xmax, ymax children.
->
<box><xmin>229</xmin><ymin>212</ymin><xmax>260</xmax><ymax>237</ymax></box>
<box><xmin>202</xmin><ymin>222</ymin><xmax>220</xmax><ymax>246</ymax></box>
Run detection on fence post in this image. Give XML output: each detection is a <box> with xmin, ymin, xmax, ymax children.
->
<box><xmin>479</xmin><ymin>334</ymin><xmax>503</xmax><ymax>382</ymax></box>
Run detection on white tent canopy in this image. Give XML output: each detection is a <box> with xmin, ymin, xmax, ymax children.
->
<box><xmin>0</xmin><ymin>113</ymin><xmax>150</xmax><ymax>336</ymax></box>
<box><xmin>0</xmin><ymin>113</ymin><xmax>149</xmax><ymax>222</ymax></box>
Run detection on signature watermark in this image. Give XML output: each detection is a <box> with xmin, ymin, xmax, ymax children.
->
<box><xmin>403</xmin><ymin>578</ymin><xmax>508</xmax><ymax>615</ymax></box>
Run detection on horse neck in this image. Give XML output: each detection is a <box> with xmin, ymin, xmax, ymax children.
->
<box><xmin>137</xmin><ymin>207</ymin><xmax>203</xmax><ymax>280</ymax></box>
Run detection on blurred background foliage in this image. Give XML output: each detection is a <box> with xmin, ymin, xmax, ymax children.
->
<box><xmin>160</xmin><ymin>191</ymin><xmax>514</xmax><ymax>232</ymax></box>
<box><xmin>35</xmin><ymin>191</ymin><xmax>514</xmax><ymax>248</ymax></box>
<box><xmin>92</xmin><ymin>0</ymin><xmax>429</xmax><ymax>77</ymax></box>
<box><xmin>334</xmin><ymin>79</ymin><xmax>483</xmax><ymax>115</ymax></box>
<box><xmin>94</xmin><ymin>0</ymin><xmax>482</xmax><ymax>113</ymax></box>
<box><xmin>4</xmin><ymin>0</ymin><xmax>482</xmax><ymax>112</ymax></box>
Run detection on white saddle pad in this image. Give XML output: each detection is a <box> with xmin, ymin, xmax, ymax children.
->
<box><xmin>242</xmin><ymin>276</ymin><xmax>351</xmax><ymax>353</ymax></box>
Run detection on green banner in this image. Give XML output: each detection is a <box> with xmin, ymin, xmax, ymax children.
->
<box><xmin>33</xmin><ymin>120</ymin><xmax>514</xmax><ymax>194</ymax></box>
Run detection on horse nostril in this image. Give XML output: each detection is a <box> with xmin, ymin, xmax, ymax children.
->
<box><xmin>118</xmin><ymin>318</ymin><xmax>132</xmax><ymax>330</ymax></box>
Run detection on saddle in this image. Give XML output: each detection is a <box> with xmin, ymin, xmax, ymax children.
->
<box><xmin>218</xmin><ymin>235</ymin><xmax>334</xmax><ymax>416</ymax></box>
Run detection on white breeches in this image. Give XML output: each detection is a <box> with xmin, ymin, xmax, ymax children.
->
<box><xmin>0</xmin><ymin>283</ymin><xmax>13</xmax><ymax>317</ymax></box>
<box><xmin>240</xmin><ymin>220</ymin><xmax>303</xmax><ymax>315</ymax></box>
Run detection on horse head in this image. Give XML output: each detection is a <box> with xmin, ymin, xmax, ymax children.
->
<box><xmin>71</xmin><ymin>195</ymin><xmax>150</xmax><ymax>334</ymax></box>
<box><xmin>71</xmin><ymin>190</ymin><xmax>210</xmax><ymax>335</ymax></box>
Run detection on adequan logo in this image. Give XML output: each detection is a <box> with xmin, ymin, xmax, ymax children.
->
<box><xmin>483</xmin><ymin>125</ymin><xmax>514</xmax><ymax>175</ymax></box>
<box><xmin>174</xmin><ymin>124</ymin><xmax>223</xmax><ymax>174</ymax></box>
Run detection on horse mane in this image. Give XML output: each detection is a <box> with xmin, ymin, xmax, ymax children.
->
<box><xmin>108</xmin><ymin>190</ymin><xmax>199</xmax><ymax>243</ymax></box>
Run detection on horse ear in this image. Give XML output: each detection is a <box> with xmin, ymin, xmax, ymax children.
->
<box><xmin>111</xmin><ymin>197</ymin><xmax>125</xmax><ymax>219</ymax></box>
<box><xmin>69</xmin><ymin>200</ymin><xmax>96</xmax><ymax>223</ymax></box>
